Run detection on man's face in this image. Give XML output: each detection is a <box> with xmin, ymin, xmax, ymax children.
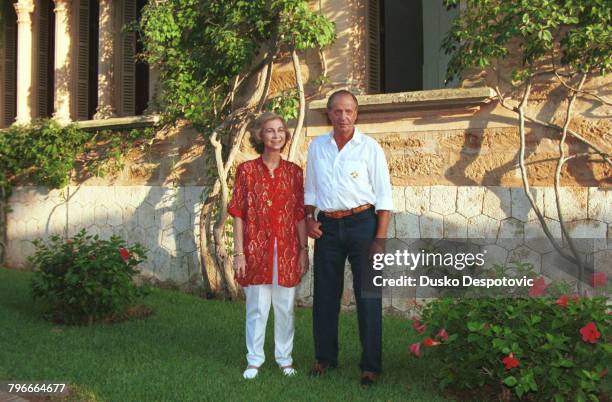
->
<box><xmin>327</xmin><ymin>94</ymin><xmax>358</xmax><ymax>133</ymax></box>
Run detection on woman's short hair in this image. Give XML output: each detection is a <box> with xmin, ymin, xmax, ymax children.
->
<box><xmin>250</xmin><ymin>112</ymin><xmax>291</xmax><ymax>154</ymax></box>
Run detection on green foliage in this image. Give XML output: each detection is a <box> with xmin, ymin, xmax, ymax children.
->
<box><xmin>29</xmin><ymin>229</ymin><xmax>148</xmax><ymax>325</ymax></box>
<box><xmin>266</xmin><ymin>89</ymin><xmax>300</xmax><ymax>121</ymax></box>
<box><xmin>0</xmin><ymin>120</ymin><xmax>156</xmax><ymax>197</ymax></box>
<box><xmin>412</xmin><ymin>295</ymin><xmax>610</xmax><ymax>401</ymax></box>
<box><xmin>139</xmin><ymin>0</ymin><xmax>335</xmax><ymax>129</ymax></box>
<box><xmin>442</xmin><ymin>0</ymin><xmax>611</xmax><ymax>83</ymax></box>
<box><xmin>0</xmin><ymin>120</ymin><xmax>90</xmax><ymax>197</ymax></box>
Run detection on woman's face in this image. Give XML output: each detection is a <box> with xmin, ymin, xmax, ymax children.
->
<box><xmin>259</xmin><ymin>118</ymin><xmax>287</xmax><ymax>152</ymax></box>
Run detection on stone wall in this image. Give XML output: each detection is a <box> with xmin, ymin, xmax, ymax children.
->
<box><xmin>7</xmin><ymin>184</ymin><xmax>610</xmax><ymax>314</ymax></box>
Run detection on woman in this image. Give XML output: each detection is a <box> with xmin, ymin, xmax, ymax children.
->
<box><xmin>228</xmin><ymin>112</ymin><xmax>308</xmax><ymax>380</ymax></box>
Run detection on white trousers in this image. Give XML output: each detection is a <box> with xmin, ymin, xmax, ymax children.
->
<box><xmin>244</xmin><ymin>240</ymin><xmax>296</xmax><ymax>367</ymax></box>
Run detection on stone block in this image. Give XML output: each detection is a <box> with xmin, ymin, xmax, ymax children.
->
<box><xmin>93</xmin><ymin>205</ymin><xmax>108</xmax><ymax>226</ymax></box>
<box><xmin>395</xmin><ymin>212</ymin><xmax>420</xmax><ymax>238</ymax></box>
<box><xmin>524</xmin><ymin>218</ymin><xmax>562</xmax><ymax>254</ymax></box>
<box><xmin>497</xmin><ymin>218</ymin><xmax>525</xmax><ymax>251</ymax></box>
<box><xmin>511</xmin><ymin>187</ymin><xmax>544</xmax><ymax>222</ymax></box>
<box><xmin>482</xmin><ymin>187</ymin><xmax>511</xmax><ymax>220</ymax></box>
<box><xmin>136</xmin><ymin>203</ymin><xmax>156</xmax><ymax>229</ymax></box>
<box><xmin>158</xmin><ymin>210</ymin><xmax>175</xmax><ymax>230</ymax></box>
<box><xmin>174</xmin><ymin>206</ymin><xmax>192</xmax><ymax>234</ymax></box>
<box><xmin>392</xmin><ymin>186</ymin><xmax>406</xmax><ymax>212</ymax></box>
<box><xmin>144</xmin><ymin>186</ymin><xmax>166</xmax><ymax>208</ymax></box>
<box><xmin>405</xmin><ymin>186</ymin><xmax>430</xmax><ymax>216</ymax></box>
<box><xmin>127</xmin><ymin>186</ymin><xmax>149</xmax><ymax>208</ymax></box>
<box><xmin>508</xmin><ymin>245</ymin><xmax>541</xmax><ymax>273</ymax></box>
<box><xmin>178</xmin><ymin>230</ymin><xmax>197</xmax><ymax>253</ymax></box>
<box><xmin>420</xmin><ymin>211</ymin><xmax>443</xmax><ymax>239</ymax></box>
<box><xmin>542</xmin><ymin>251</ymin><xmax>580</xmax><ymax>284</ymax></box>
<box><xmin>467</xmin><ymin>214</ymin><xmax>500</xmax><ymax>244</ymax></box>
<box><xmin>107</xmin><ymin>206</ymin><xmax>123</xmax><ymax>227</ymax></box>
<box><xmin>456</xmin><ymin>186</ymin><xmax>485</xmax><ymax>219</ymax></box>
<box><xmin>386</xmin><ymin>214</ymin><xmax>396</xmax><ymax>238</ymax></box>
<box><xmin>430</xmin><ymin>186</ymin><xmax>457</xmax><ymax>216</ymax></box>
<box><xmin>160</xmin><ymin>228</ymin><xmax>178</xmax><ymax>255</ymax></box>
<box><xmin>565</xmin><ymin>219</ymin><xmax>608</xmax><ymax>253</ymax></box>
<box><xmin>543</xmin><ymin>187</ymin><xmax>587</xmax><ymax>222</ymax></box>
<box><xmin>588</xmin><ymin>188</ymin><xmax>611</xmax><ymax>223</ymax></box>
<box><xmin>443</xmin><ymin>213</ymin><xmax>467</xmax><ymax>239</ymax></box>
<box><xmin>481</xmin><ymin>244</ymin><xmax>508</xmax><ymax>269</ymax></box>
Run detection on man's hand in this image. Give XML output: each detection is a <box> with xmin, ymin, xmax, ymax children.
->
<box><xmin>299</xmin><ymin>249</ymin><xmax>309</xmax><ymax>277</ymax></box>
<box><xmin>307</xmin><ymin>218</ymin><xmax>323</xmax><ymax>239</ymax></box>
<box><xmin>368</xmin><ymin>237</ymin><xmax>386</xmax><ymax>260</ymax></box>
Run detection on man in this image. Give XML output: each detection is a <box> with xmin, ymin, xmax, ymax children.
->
<box><xmin>304</xmin><ymin>89</ymin><xmax>393</xmax><ymax>386</ymax></box>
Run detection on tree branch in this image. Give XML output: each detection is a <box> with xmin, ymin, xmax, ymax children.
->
<box><xmin>555</xmin><ymin>70</ymin><xmax>612</xmax><ymax>107</ymax></box>
<box><xmin>494</xmin><ymin>86</ymin><xmax>612</xmax><ymax>167</ymax></box>
<box><xmin>288</xmin><ymin>49</ymin><xmax>306</xmax><ymax>162</ymax></box>
<box><xmin>516</xmin><ymin>81</ymin><xmax>577</xmax><ymax>264</ymax></box>
<box><xmin>554</xmin><ymin>73</ymin><xmax>587</xmax><ymax>289</ymax></box>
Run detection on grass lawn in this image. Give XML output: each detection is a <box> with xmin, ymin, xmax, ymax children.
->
<box><xmin>0</xmin><ymin>268</ymin><xmax>453</xmax><ymax>402</ymax></box>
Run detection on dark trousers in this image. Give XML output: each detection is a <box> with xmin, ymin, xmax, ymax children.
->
<box><xmin>313</xmin><ymin>208</ymin><xmax>382</xmax><ymax>373</ymax></box>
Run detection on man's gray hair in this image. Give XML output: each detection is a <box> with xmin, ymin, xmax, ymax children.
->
<box><xmin>326</xmin><ymin>89</ymin><xmax>359</xmax><ymax>111</ymax></box>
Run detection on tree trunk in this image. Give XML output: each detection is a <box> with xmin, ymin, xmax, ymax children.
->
<box><xmin>288</xmin><ymin>49</ymin><xmax>306</xmax><ymax>162</ymax></box>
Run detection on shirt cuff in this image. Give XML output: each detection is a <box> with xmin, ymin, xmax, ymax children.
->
<box><xmin>228</xmin><ymin>206</ymin><xmax>243</xmax><ymax>219</ymax></box>
<box><xmin>304</xmin><ymin>192</ymin><xmax>316</xmax><ymax>206</ymax></box>
<box><xmin>374</xmin><ymin>197</ymin><xmax>394</xmax><ymax>213</ymax></box>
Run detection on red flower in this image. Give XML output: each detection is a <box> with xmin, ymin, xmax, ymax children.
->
<box><xmin>66</xmin><ymin>239</ymin><xmax>74</xmax><ymax>245</ymax></box>
<box><xmin>409</xmin><ymin>342</ymin><xmax>421</xmax><ymax>357</ymax></box>
<box><xmin>556</xmin><ymin>295</ymin><xmax>569</xmax><ymax>307</ymax></box>
<box><xmin>502</xmin><ymin>353</ymin><xmax>520</xmax><ymax>370</ymax></box>
<box><xmin>412</xmin><ymin>319</ymin><xmax>427</xmax><ymax>334</ymax></box>
<box><xmin>119</xmin><ymin>247</ymin><xmax>130</xmax><ymax>263</ymax></box>
<box><xmin>591</xmin><ymin>272</ymin><xmax>607</xmax><ymax>288</ymax></box>
<box><xmin>423</xmin><ymin>337</ymin><xmax>440</xmax><ymax>347</ymax></box>
<box><xmin>580</xmin><ymin>322</ymin><xmax>601</xmax><ymax>344</ymax></box>
<box><xmin>528</xmin><ymin>277</ymin><xmax>547</xmax><ymax>297</ymax></box>
<box><xmin>436</xmin><ymin>328</ymin><xmax>449</xmax><ymax>341</ymax></box>
<box><xmin>571</xmin><ymin>294</ymin><xmax>580</xmax><ymax>303</ymax></box>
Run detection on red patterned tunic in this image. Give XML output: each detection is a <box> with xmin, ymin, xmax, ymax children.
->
<box><xmin>228</xmin><ymin>157</ymin><xmax>305</xmax><ymax>287</ymax></box>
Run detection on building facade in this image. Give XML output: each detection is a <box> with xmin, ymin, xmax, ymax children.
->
<box><xmin>0</xmin><ymin>0</ymin><xmax>156</xmax><ymax>128</ymax></box>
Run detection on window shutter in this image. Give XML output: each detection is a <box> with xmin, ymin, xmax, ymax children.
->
<box><xmin>37</xmin><ymin>0</ymin><xmax>50</xmax><ymax>117</ymax></box>
<box><xmin>75</xmin><ymin>0</ymin><xmax>90</xmax><ymax>120</ymax></box>
<box><xmin>3</xmin><ymin>5</ymin><xmax>17</xmax><ymax>127</ymax></box>
<box><xmin>121</xmin><ymin>0</ymin><xmax>136</xmax><ymax>116</ymax></box>
<box><xmin>366</xmin><ymin>0</ymin><xmax>381</xmax><ymax>94</ymax></box>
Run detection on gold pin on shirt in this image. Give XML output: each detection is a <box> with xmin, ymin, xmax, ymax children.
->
<box><xmin>351</xmin><ymin>171</ymin><xmax>359</xmax><ymax>178</ymax></box>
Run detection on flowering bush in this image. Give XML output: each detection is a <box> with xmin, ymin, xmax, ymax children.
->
<box><xmin>30</xmin><ymin>229</ymin><xmax>148</xmax><ymax>325</ymax></box>
<box><xmin>410</xmin><ymin>295</ymin><xmax>610</xmax><ymax>401</ymax></box>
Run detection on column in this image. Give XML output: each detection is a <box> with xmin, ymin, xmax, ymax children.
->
<box><xmin>14</xmin><ymin>0</ymin><xmax>35</xmax><ymax>125</ymax></box>
<box><xmin>94</xmin><ymin>0</ymin><xmax>116</xmax><ymax>119</ymax></box>
<box><xmin>144</xmin><ymin>63</ymin><xmax>159</xmax><ymax>114</ymax></box>
<box><xmin>52</xmin><ymin>0</ymin><xmax>72</xmax><ymax>124</ymax></box>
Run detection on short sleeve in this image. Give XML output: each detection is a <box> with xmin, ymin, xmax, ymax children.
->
<box><xmin>228</xmin><ymin>164</ymin><xmax>247</xmax><ymax>218</ymax></box>
<box><xmin>293</xmin><ymin>166</ymin><xmax>305</xmax><ymax>222</ymax></box>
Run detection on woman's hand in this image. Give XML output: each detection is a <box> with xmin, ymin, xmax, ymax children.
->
<box><xmin>233</xmin><ymin>254</ymin><xmax>246</xmax><ymax>279</ymax></box>
<box><xmin>299</xmin><ymin>249</ymin><xmax>309</xmax><ymax>277</ymax></box>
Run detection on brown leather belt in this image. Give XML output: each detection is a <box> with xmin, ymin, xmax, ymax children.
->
<box><xmin>322</xmin><ymin>204</ymin><xmax>373</xmax><ymax>219</ymax></box>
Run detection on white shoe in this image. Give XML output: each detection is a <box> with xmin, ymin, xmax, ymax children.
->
<box><xmin>243</xmin><ymin>366</ymin><xmax>259</xmax><ymax>380</ymax></box>
<box><xmin>280</xmin><ymin>365</ymin><xmax>297</xmax><ymax>377</ymax></box>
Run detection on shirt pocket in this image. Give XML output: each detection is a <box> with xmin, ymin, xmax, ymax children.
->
<box><xmin>343</xmin><ymin>160</ymin><xmax>367</xmax><ymax>183</ymax></box>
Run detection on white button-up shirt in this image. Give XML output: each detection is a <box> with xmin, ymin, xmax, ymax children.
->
<box><xmin>304</xmin><ymin>129</ymin><xmax>393</xmax><ymax>212</ymax></box>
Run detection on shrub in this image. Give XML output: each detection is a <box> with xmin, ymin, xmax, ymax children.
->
<box><xmin>410</xmin><ymin>294</ymin><xmax>610</xmax><ymax>401</ymax></box>
<box><xmin>29</xmin><ymin>229</ymin><xmax>149</xmax><ymax>325</ymax></box>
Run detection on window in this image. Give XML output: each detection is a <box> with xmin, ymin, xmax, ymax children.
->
<box><xmin>367</xmin><ymin>0</ymin><xmax>459</xmax><ymax>94</ymax></box>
